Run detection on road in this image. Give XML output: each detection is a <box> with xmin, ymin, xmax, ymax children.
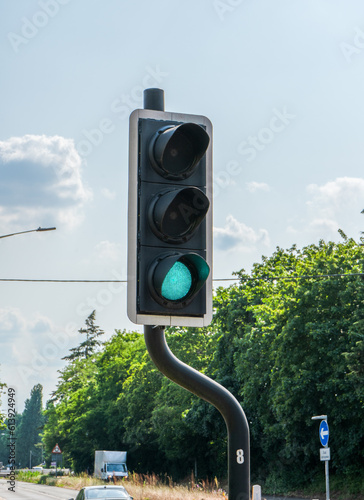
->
<box><xmin>0</xmin><ymin>479</ymin><xmax>78</xmax><ymax>500</ymax></box>
<box><xmin>0</xmin><ymin>479</ymin><xmax>311</xmax><ymax>500</ymax></box>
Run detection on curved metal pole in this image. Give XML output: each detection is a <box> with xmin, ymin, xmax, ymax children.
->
<box><xmin>144</xmin><ymin>325</ymin><xmax>250</xmax><ymax>500</ymax></box>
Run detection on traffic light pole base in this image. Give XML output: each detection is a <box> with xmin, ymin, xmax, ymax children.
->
<box><xmin>144</xmin><ymin>324</ymin><xmax>250</xmax><ymax>500</ymax></box>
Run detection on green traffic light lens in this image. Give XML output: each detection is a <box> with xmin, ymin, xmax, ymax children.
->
<box><xmin>149</xmin><ymin>253</ymin><xmax>210</xmax><ymax>309</ymax></box>
<box><xmin>161</xmin><ymin>261</ymin><xmax>192</xmax><ymax>301</ymax></box>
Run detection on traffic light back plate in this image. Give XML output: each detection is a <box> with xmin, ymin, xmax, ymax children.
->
<box><xmin>127</xmin><ymin>108</ymin><xmax>212</xmax><ymax>327</ymax></box>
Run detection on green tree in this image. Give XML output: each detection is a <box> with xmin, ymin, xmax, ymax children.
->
<box><xmin>62</xmin><ymin>310</ymin><xmax>104</xmax><ymax>361</ymax></box>
<box><xmin>16</xmin><ymin>384</ymin><xmax>44</xmax><ymax>468</ymax></box>
<box><xmin>44</xmin><ymin>325</ymin><xmax>220</xmax><ymax>478</ymax></box>
<box><xmin>42</xmin><ymin>400</ymin><xmax>60</xmax><ymax>465</ymax></box>
<box><xmin>45</xmin><ymin>310</ymin><xmax>106</xmax><ymax>471</ymax></box>
<box><xmin>164</xmin><ymin>325</ymin><xmax>228</xmax><ymax>478</ymax></box>
<box><xmin>214</xmin><ymin>238</ymin><xmax>364</xmax><ymax>488</ymax></box>
<box><xmin>45</xmin><ymin>329</ymin><xmax>154</xmax><ymax>473</ymax></box>
<box><xmin>45</xmin><ymin>357</ymin><xmax>99</xmax><ymax>472</ymax></box>
<box><xmin>0</xmin><ymin>412</ymin><xmax>21</xmax><ymax>465</ymax></box>
<box><xmin>43</xmin><ymin>238</ymin><xmax>364</xmax><ymax>488</ymax></box>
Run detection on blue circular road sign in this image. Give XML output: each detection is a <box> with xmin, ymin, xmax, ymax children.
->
<box><xmin>319</xmin><ymin>420</ymin><xmax>329</xmax><ymax>446</ymax></box>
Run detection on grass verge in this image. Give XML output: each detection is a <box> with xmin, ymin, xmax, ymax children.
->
<box><xmin>16</xmin><ymin>471</ymin><xmax>228</xmax><ymax>499</ymax></box>
<box><xmin>16</xmin><ymin>471</ymin><xmax>364</xmax><ymax>500</ymax></box>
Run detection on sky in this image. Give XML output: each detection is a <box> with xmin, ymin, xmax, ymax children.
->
<box><xmin>1</xmin><ymin>0</ymin><xmax>364</xmax><ymax>411</ymax></box>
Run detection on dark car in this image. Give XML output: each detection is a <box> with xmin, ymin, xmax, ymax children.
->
<box><xmin>69</xmin><ymin>485</ymin><xmax>133</xmax><ymax>500</ymax></box>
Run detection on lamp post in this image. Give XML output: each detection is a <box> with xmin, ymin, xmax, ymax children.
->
<box><xmin>0</xmin><ymin>227</ymin><xmax>56</xmax><ymax>239</ymax></box>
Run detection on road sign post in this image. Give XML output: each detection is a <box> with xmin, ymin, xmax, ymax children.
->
<box><xmin>319</xmin><ymin>420</ymin><xmax>329</xmax><ymax>447</ymax></box>
<box><xmin>312</xmin><ymin>415</ymin><xmax>330</xmax><ymax>500</ymax></box>
<box><xmin>51</xmin><ymin>443</ymin><xmax>62</xmax><ymax>479</ymax></box>
<box><xmin>320</xmin><ymin>448</ymin><xmax>331</xmax><ymax>461</ymax></box>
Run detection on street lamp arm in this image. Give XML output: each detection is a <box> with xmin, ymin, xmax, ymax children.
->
<box><xmin>0</xmin><ymin>227</ymin><xmax>56</xmax><ymax>239</ymax></box>
<box><xmin>36</xmin><ymin>227</ymin><xmax>56</xmax><ymax>232</ymax></box>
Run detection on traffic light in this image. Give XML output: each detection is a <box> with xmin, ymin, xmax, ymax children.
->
<box><xmin>127</xmin><ymin>106</ymin><xmax>212</xmax><ymax>327</ymax></box>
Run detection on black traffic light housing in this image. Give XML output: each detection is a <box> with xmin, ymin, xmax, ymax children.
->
<box><xmin>127</xmin><ymin>98</ymin><xmax>212</xmax><ymax>327</ymax></box>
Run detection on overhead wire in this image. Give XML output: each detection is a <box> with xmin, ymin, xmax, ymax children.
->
<box><xmin>0</xmin><ymin>273</ymin><xmax>363</xmax><ymax>283</ymax></box>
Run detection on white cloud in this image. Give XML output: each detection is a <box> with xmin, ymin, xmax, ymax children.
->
<box><xmin>0</xmin><ymin>308</ymin><xmax>58</xmax><ymax>364</ymax></box>
<box><xmin>0</xmin><ymin>307</ymin><xmax>75</xmax><ymax>410</ymax></box>
<box><xmin>0</xmin><ymin>134</ymin><xmax>93</xmax><ymax>230</ymax></box>
<box><xmin>305</xmin><ymin>177</ymin><xmax>364</xmax><ymax>237</ymax></box>
<box><xmin>214</xmin><ymin>215</ymin><xmax>270</xmax><ymax>251</ymax></box>
<box><xmin>246</xmin><ymin>181</ymin><xmax>271</xmax><ymax>193</ymax></box>
<box><xmin>78</xmin><ymin>240</ymin><xmax>125</xmax><ymax>281</ymax></box>
<box><xmin>81</xmin><ymin>240</ymin><xmax>123</xmax><ymax>269</ymax></box>
<box><xmin>101</xmin><ymin>188</ymin><xmax>116</xmax><ymax>200</ymax></box>
<box><xmin>94</xmin><ymin>240</ymin><xmax>122</xmax><ymax>262</ymax></box>
<box><xmin>0</xmin><ymin>307</ymin><xmax>26</xmax><ymax>336</ymax></box>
